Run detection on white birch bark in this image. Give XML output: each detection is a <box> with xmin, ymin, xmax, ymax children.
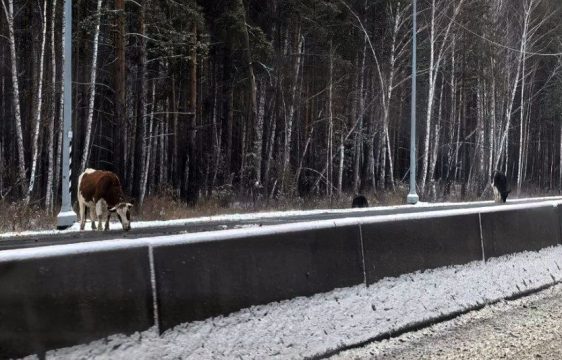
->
<box><xmin>380</xmin><ymin>2</ymin><xmax>406</xmax><ymax>191</ymax></box>
<box><xmin>281</xmin><ymin>28</ymin><xmax>303</xmax><ymax>192</ymax></box>
<box><xmin>353</xmin><ymin>35</ymin><xmax>367</xmax><ymax>194</ymax></box>
<box><xmin>327</xmin><ymin>42</ymin><xmax>334</xmax><ymax>196</ymax></box>
<box><xmin>26</xmin><ymin>0</ymin><xmax>49</xmax><ymax>203</ymax></box>
<box><xmin>1</xmin><ymin>0</ymin><xmax>27</xmax><ymax>190</ymax></box>
<box><xmin>488</xmin><ymin>69</ymin><xmax>496</xmax><ymax>179</ymax></box>
<box><xmin>495</xmin><ymin>1</ymin><xmax>531</xmax><ymax>170</ymax></box>
<box><xmin>558</xmin><ymin>120</ymin><xmax>562</xmax><ymax>194</ymax></box>
<box><xmin>253</xmin><ymin>82</ymin><xmax>265</xmax><ymax>185</ymax></box>
<box><xmin>420</xmin><ymin>0</ymin><xmax>466</xmax><ymax>195</ymax></box>
<box><xmin>46</xmin><ymin>0</ymin><xmax>58</xmax><ymax>212</ymax></box>
<box><xmin>337</xmin><ymin>132</ymin><xmax>344</xmax><ymax>196</ymax></box>
<box><xmin>79</xmin><ymin>0</ymin><xmax>103</xmax><ymax>173</ymax></box>
<box><xmin>54</xmin><ymin>7</ymin><xmax>65</xmax><ymax>206</ymax></box>
<box><xmin>159</xmin><ymin>98</ymin><xmax>168</xmax><ymax>185</ymax></box>
<box><xmin>516</xmin><ymin>47</ymin><xmax>527</xmax><ymax>195</ymax></box>
<box><xmin>139</xmin><ymin>80</ymin><xmax>156</xmax><ymax>205</ymax></box>
<box><xmin>429</xmin><ymin>76</ymin><xmax>444</xmax><ymax>185</ymax></box>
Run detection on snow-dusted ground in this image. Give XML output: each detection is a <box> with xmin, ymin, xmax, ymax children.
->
<box><xmin>22</xmin><ymin>245</ymin><xmax>562</xmax><ymax>360</ymax></box>
<box><xmin>3</xmin><ymin>195</ymin><xmax>561</xmax><ymax>239</ymax></box>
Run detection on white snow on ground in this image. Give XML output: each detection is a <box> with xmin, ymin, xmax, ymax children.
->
<box><xmin>2</xmin><ymin>199</ymin><xmax>561</xmax><ymax>261</ymax></box>
<box><xmin>3</xmin><ymin>195</ymin><xmax>562</xmax><ymax>239</ymax></box>
<box><xmin>22</xmin><ymin>245</ymin><xmax>562</xmax><ymax>360</ymax></box>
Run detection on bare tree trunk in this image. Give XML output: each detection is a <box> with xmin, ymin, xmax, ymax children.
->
<box><xmin>429</xmin><ymin>75</ymin><xmax>444</xmax><ymax>185</ymax></box>
<box><xmin>254</xmin><ymin>81</ymin><xmax>266</xmax><ymax>185</ymax></box>
<box><xmin>281</xmin><ymin>27</ymin><xmax>303</xmax><ymax>193</ymax></box>
<box><xmin>453</xmin><ymin>89</ymin><xmax>463</xmax><ymax>181</ymax></box>
<box><xmin>135</xmin><ymin>0</ymin><xmax>147</xmax><ymax>202</ymax></box>
<box><xmin>46</xmin><ymin>0</ymin><xmax>59</xmax><ymax>212</ymax></box>
<box><xmin>378</xmin><ymin>125</ymin><xmax>386</xmax><ymax>190</ymax></box>
<box><xmin>380</xmin><ymin>2</ymin><xmax>405</xmax><ymax>191</ymax></box>
<box><xmin>495</xmin><ymin>0</ymin><xmax>533</xmax><ymax>170</ymax></box>
<box><xmin>421</xmin><ymin>0</ymin><xmax>466</xmax><ymax>195</ymax></box>
<box><xmin>54</xmin><ymin>2</ymin><xmax>66</xmax><ymax>206</ymax></box>
<box><xmin>488</xmin><ymin>70</ymin><xmax>496</xmax><ymax>179</ymax></box>
<box><xmin>224</xmin><ymin>49</ymin><xmax>234</xmax><ymax>178</ymax></box>
<box><xmin>159</xmin><ymin>98</ymin><xmax>168</xmax><ymax>186</ymax></box>
<box><xmin>79</xmin><ymin>0</ymin><xmax>103</xmax><ymax>173</ymax></box>
<box><xmin>1</xmin><ymin>0</ymin><xmax>27</xmax><ymax>190</ymax></box>
<box><xmin>365</xmin><ymin>81</ymin><xmax>376</xmax><ymax>192</ymax></box>
<box><xmin>26</xmin><ymin>0</ymin><xmax>49</xmax><ymax>203</ymax></box>
<box><xmin>186</xmin><ymin>23</ymin><xmax>198</xmax><ymax>203</ymax></box>
<box><xmin>516</xmin><ymin>33</ymin><xmax>529</xmax><ymax>195</ymax></box>
<box><xmin>559</xmin><ymin>120</ymin><xmax>562</xmax><ymax>192</ymax></box>
<box><xmin>337</xmin><ymin>132</ymin><xmax>344</xmax><ymax>196</ymax></box>
<box><xmin>114</xmin><ymin>0</ymin><xmax>126</xmax><ymax>177</ymax></box>
<box><xmin>327</xmin><ymin>42</ymin><xmax>334</xmax><ymax>197</ymax></box>
<box><xmin>170</xmin><ymin>75</ymin><xmax>178</xmax><ymax>188</ymax></box>
<box><xmin>140</xmin><ymin>81</ymin><xmax>156</xmax><ymax>204</ymax></box>
<box><xmin>353</xmin><ymin>36</ymin><xmax>367</xmax><ymax>194</ymax></box>
<box><xmin>264</xmin><ymin>88</ymin><xmax>277</xmax><ymax>193</ymax></box>
<box><xmin>211</xmin><ymin>72</ymin><xmax>222</xmax><ymax>189</ymax></box>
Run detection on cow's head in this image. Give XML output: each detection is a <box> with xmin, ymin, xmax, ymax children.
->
<box><xmin>109</xmin><ymin>203</ymin><xmax>133</xmax><ymax>231</ymax></box>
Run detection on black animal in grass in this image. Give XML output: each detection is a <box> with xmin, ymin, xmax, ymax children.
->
<box><xmin>352</xmin><ymin>195</ymin><xmax>369</xmax><ymax>208</ymax></box>
<box><xmin>492</xmin><ymin>171</ymin><xmax>510</xmax><ymax>203</ymax></box>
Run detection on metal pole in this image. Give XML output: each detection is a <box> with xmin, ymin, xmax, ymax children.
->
<box><xmin>407</xmin><ymin>0</ymin><xmax>419</xmax><ymax>205</ymax></box>
<box><xmin>57</xmin><ymin>0</ymin><xmax>77</xmax><ymax>229</ymax></box>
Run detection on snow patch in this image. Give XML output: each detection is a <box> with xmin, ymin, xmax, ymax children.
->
<box><xmin>4</xmin><ymin>195</ymin><xmax>561</xmax><ymax>239</ymax></box>
<box><xmin>21</xmin><ymin>245</ymin><xmax>562</xmax><ymax>360</ymax></box>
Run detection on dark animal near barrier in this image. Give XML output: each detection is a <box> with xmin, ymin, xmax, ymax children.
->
<box><xmin>492</xmin><ymin>171</ymin><xmax>510</xmax><ymax>203</ymax></box>
<box><xmin>78</xmin><ymin>169</ymin><xmax>133</xmax><ymax>231</ymax></box>
<box><xmin>352</xmin><ymin>195</ymin><xmax>369</xmax><ymax>208</ymax></box>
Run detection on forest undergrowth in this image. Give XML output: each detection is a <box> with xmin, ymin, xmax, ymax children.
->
<box><xmin>0</xmin><ymin>182</ymin><xmax>558</xmax><ymax>233</ymax></box>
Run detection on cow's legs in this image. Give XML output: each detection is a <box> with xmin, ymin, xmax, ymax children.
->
<box><xmin>88</xmin><ymin>205</ymin><xmax>97</xmax><ymax>230</ymax></box>
<box><xmin>95</xmin><ymin>200</ymin><xmax>109</xmax><ymax>231</ymax></box>
<box><xmin>105</xmin><ymin>214</ymin><xmax>110</xmax><ymax>231</ymax></box>
<box><xmin>79</xmin><ymin>199</ymin><xmax>86</xmax><ymax>230</ymax></box>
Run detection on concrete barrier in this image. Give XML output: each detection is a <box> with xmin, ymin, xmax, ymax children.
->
<box><xmin>2</xmin><ymin>200</ymin><xmax>562</xmax><ymax>357</ymax></box>
<box><xmin>152</xmin><ymin>224</ymin><xmax>364</xmax><ymax>331</ymax></box>
<box><xmin>361</xmin><ymin>213</ymin><xmax>483</xmax><ymax>284</ymax></box>
<box><xmin>480</xmin><ymin>205</ymin><xmax>560</xmax><ymax>259</ymax></box>
<box><xmin>0</xmin><ymin>245</ymin><xmax>154</xmax><ymax>359</ymax></box>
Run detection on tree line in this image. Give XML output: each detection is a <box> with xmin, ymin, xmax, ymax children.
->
<box><xmin>1</xmin><ymin>0</ymin><xmax>561</xmax><ymax>212</ymax></box>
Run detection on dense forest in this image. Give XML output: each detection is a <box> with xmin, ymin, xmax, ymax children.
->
<box><xmin>1</xmin><ymin>0</ymin><xmax>562</xmax><ymax>213</ymax></box>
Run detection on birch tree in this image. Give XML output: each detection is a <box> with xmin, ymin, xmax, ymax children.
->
<box><xmin>79</xmin><ymin>0</ymin><xmax>103</xmax><ymax>173</ymax></box>
<box><xmin>1</xmin><ymin>0</ymin><xmax>27</xmax><ymax>190</ymax></box>
<box><xmin>420</xmin><ymin>0</ymin><xmax>466</xmax><ymax>195</ymax></box>
<box><xmin>45</xmin><ymin>0</ymin><xmax>59</xmax><ymax>212</ymax></box>
<box><xmin>25</xmin><ymin>0</ymin><xmax>49</xmax><ymax>203</ymax></box>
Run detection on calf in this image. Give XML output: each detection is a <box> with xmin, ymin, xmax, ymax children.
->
<box><xmin>352</xmin><ymin>195</ymin><xmax>369</xmax><ymax>208</ymax></box>
<box><xmin>492</xmin><ymin>171</ymin><xmax>510</xmax><ymax>203</ymax></box>
<box><xmin>78</xmin><ymin>169</ymin><xmax>133</xmax><ymax>231</ymax></box>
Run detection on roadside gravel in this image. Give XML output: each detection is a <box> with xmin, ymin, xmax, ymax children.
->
<box><xmin>330</xmin><ymin>283</ymin><xmax>562</xmax><ymax>360</ymax></box>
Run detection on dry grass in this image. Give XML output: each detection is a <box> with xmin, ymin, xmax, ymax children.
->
<box><xmin>1</xmin><ymin>182</ymin><xmax>558</xmax><ymax>233</ymax></box>
<box><xmin>0</xmin><ymin>200</ymin><xmax>57</xmax><ymax>233</ymax></box>
<box><xmin>136</xmin><ymin>191</ymin><xmax>386</xmax><ymax>221</ymax></box>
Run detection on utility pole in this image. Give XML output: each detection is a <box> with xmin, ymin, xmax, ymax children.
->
<box><xmin>407</xmin><ymin>0</ymin><xmax>419</xmax><ymax>205</ymax></box>
<box><xmin>57</xmin><ymin>0</ymin><xmax>77</xmax><ymax>229</ymax></box>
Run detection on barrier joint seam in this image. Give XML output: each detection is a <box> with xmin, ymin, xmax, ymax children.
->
<box><xmin>478</xmin><ymin>213</ymin><xmax>485</xmax><ymax>262</ymax></box>
<box><xmin>359</xmin><ymin>224</ymin><xmax>367</xmax><ymax>286</ymax></box>
<box><xmin>148</xmin><ymin>245</ymin><xmax>160</xmax><ymax>334</ymax></box>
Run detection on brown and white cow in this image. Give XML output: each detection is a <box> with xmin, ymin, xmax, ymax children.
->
<box><xmin>78</xmin><ymin>168</ymin><xmax>133</xmax><ymax>231</ymax></box>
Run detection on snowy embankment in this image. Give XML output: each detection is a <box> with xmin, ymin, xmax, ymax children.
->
<box><xmin>24</xmin><ymin>245</ymin><xmax>562</xmax><ymax>360</ymax></box>
<box><xmin>3</xmin><ymin>195</ymin><xmax>561</xmax><ymax>239</ymax></box>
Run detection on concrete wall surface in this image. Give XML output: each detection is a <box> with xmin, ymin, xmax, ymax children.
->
<box><xmin>0</xmin><ymin>247</ymin><xmax>153</xmax><ymax>358</ymax></box>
